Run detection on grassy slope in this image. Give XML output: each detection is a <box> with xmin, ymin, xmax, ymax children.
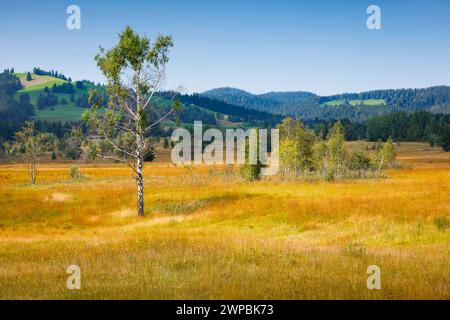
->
<box><xmin>14</xmin><ymin>73</ymin><xmax>101</xmax><ymax>122</ymax></box>
<box><xmin>0</xmin><ymin>142</ymin><xmax>449</xmax><ymax>299</ymax></box>
<box><xmin>19</xmin><ymin>76</ymin><xmax>66</xmax><ymax>92</ymax></box>
<box><xmin>323</xmin><ymin>99</ymin><xmax>386</xmax><ymax>106</ymax></box>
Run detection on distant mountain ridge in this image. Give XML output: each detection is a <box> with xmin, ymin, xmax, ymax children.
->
<box><xmin>202</xmin><ymin>87</ymin><xmax>317</xmax><ymax>114</ymax></box>
<box><xmin>202</xmin><ymin>86</ymin><xmax>450</xmax><ymax>121</ymax></box>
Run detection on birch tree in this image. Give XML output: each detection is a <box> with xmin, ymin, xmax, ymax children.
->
<box><xmin>327</xmin><ymin>121</ymin><xmax>347</xmax><ymax>180</ymax></box>
<box><xmin>81</xmin><ymin>27</ymin><xmax>180</xmax><ymax>216</ymax></box>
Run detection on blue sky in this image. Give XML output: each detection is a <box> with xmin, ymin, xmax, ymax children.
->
<box><xmin>1</xmin><ymin>0</ymin><xmax>450</xmax><ymax>95</ymax></box>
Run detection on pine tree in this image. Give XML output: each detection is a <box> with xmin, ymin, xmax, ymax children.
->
<box><xmin>163</xmin><ymin>137</ymin><xmax>169</xmax><ymax>149</ymax></box>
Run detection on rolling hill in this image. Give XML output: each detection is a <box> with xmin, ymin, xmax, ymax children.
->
<box><xmin>14</xmin><ymin>73</ymin><xmax>102</xmax><ymax>121</ymax></box>
<box><xmin>8</xmin><ymin>71</ymin><xmax>450</xmax><ymax>124</ymax></box>
<box><xmin>10</xmin><ymin>72</ymin><xmax>280</xmax><ymax>128</ymax></box>
<box><xmin>203</xmin><ymin>86</ymin><xmax>450</xmax><ymax>121</ymax></box>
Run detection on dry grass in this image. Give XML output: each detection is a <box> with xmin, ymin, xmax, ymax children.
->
<box><xmin>0</xmin><ymin>142</ymin><xmax>449</xmax><ymax>299</ymax></box>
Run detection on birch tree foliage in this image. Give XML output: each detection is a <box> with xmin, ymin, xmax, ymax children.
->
<box><xmin>79</xmin><ymin>26</ymin><xmax>180</xmax><ymax>171</ymax></box>
<box><xmin>278</xmin><ymin>117</ymin><xmax>316</xmax><ymax>175</ymax></box>
<box><xmin>326</xmin><ymin>121</ymin><xmax>347</xmax><ymax>179</ymax></box>
<box><xmin>77</xmin><ymin>26</ymin><xmax>181</xmax><ymax>216</ymax></box>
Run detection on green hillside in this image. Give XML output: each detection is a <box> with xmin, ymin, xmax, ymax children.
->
<box><xmin>323</xmin><ymin>99</ymin><xmax>386</xmax><ymax>106</ymax></box>
<box><xmin>11</xmin><ymin>73</ymin><xmax>274</xmax><ymax>127</ymax></box>
<box><xmin>14</xmin><ymin>73</ymin><xmax>102</xmax><ymax>122</ymax></box>
<box><xmin>17</xmin><ymin>74</ymin><xmax>66</xmax><ymax>93</ymax></box>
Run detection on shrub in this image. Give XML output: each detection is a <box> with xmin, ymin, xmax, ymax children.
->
<box><xmin>434</xmin><ymin>216</ymin><xmax>449</xmax><ymax>231</ymax></box>
<box><xmin>163</xmin><ymin>137</ymin><xmax>169</xmax><ymax>149</ymax></box>
<box><xmin>144</xmin><ymin>146</ymin><xmax>155</xmax><ymax>162</ymax></box>
<box><xmin>348</xmin><ymin>151</ymin><xmax>372</xmax><ymax>171</ymax></box>
<box><xmin>240</xmin><ymin>163</ymin><xmax>261</xmax><ymax>181</ymax></box>
<box><xmin>344</xmin><ymin>241</ymin><xmax>366</xmax><ymax>258</ymax></box>
<box><xmin>70</xmin><ymin>165</ymin><xmax>81</xmax><ymax>179</ymax></box>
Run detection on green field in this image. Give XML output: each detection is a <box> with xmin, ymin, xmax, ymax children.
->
<box><xmin>323</xmin><ymin>99</ymin><xmax>386</xmax><ymax>106</ymax></box>
<box><xmin>31</xmin><ymin>104</ymin><xmax>87</xmax><ymax>121</ymax></box>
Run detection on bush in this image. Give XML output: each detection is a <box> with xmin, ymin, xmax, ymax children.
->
<box><xmin>240</xmin><ymin>163</ymin><xmax>261</xmax><ymax>181</ymax></box>
<box><xmin>144</xmin><ymin>146</ymin><xmax>155</xmax><ymax>162</ymax></box>
<box><xmin>70</xmin><ymin>165</ymin><xmax>81</xmax><ymax>179</ymax></box>
<box><xmin>51</xmin><ymin>151</ymin><xmax>57</xmax><ymax>160</ymax></box>
<box><xmin>348</xmin><ymin>151</ymin><xmax>372</xmax><ymax>171</ymax></box>
<box><xmin>434</xmin><ymin>216</ymin><xmax>449</xmax><ymax>231</ymax></box>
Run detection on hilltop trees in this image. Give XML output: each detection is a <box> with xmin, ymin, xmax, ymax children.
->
<box><xmin>80</xmin><ymin>26</ymin><xmax>179</xmax><ymax>216</ymax></box>
<box><xmin>33</xmin><ymin>67</ymin><xmax>68</xmax><ymax>81</ymax></box>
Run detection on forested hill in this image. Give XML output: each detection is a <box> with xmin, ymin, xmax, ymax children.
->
<box><xmin>202</xmin><ymin>87</ymin><xmax>317</xmax><ymax>115</ymax></box>
<box><xmin>202</xmin><ymin>86</ymin><xmax>450</xmax><ymax>121</ymax></box>
<box><xmin>177</xmin><ymin>93</ymin><xmax>283</xmax><ymax>125</ymax></box>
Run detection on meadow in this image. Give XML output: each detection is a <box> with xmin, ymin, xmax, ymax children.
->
<box><xmin>0</xmin><ymin>142</ymin><xmax>449</xmax><ymax>299</ymax></box>
<box><xmin>323</xmin><ymin>99</ymin><xmax>386</xmax><ymax>106</ymax></box>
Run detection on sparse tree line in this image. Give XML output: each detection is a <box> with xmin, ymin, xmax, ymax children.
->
<box><xmin>309</xmin><ymin>111</ymin><xmax>450</xmax><ymax>151</ymax></box>
<box><xmin>2</xmin><ymin>121</ymin><xmax>82</xmax><ymax>162</ymax></box>
<box><xmin>276</xmin><ymin>118</ymin><xmax>397</xmax><ymax>181</ymax></box>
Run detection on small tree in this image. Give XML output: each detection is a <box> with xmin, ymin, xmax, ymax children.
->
<box><xmin>348</xmin><ymin>151</ymin><xmax>372</xmax><ymax>177</ymax></box>
<box><xmin>80</xmin><ymin>26</ymin><xmax>180</xmax><ymax>216</ymax></box>
<box><xmin>278</xmin><ymin>117</ymin><xmax>316</xmax><ymax>177</ymax></box>
<box><xmin>240</xmin><ymin>130</ymin><xmax>263</xmax><ymax>181</ymax></box>
<box><xmin>26</xmin><ymin>72</ymin><xmax>32</xmax><ymax>81</ymax></box>
<box><xmin>376</xmin><ymin>138</ymin><xmax>396</xmax><ymax>176</ymax></box>
<box><xmin>70</xmin><ymin>165</ymin><xmax>82</xmax><ymax>179</ymax></box>
<box><xmin>9</xmin><ymin>122</ymin><xmax>55</xmax><ymax>184</ymax></box>
<box><xmin>327</xmin><ymin>121</ymin><xmax>347</xmax><ymax>180</ymax></box>
<box><xmin>163</xmin><ymin>137</ymin><xmax>169</xmax><ymax>149</ymax></box>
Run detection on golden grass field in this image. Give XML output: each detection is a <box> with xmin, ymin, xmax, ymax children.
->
<box><xmin>0</xmin><ymin>142</ymin><xmax>449</xmax><ymax>299</ymax></box>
